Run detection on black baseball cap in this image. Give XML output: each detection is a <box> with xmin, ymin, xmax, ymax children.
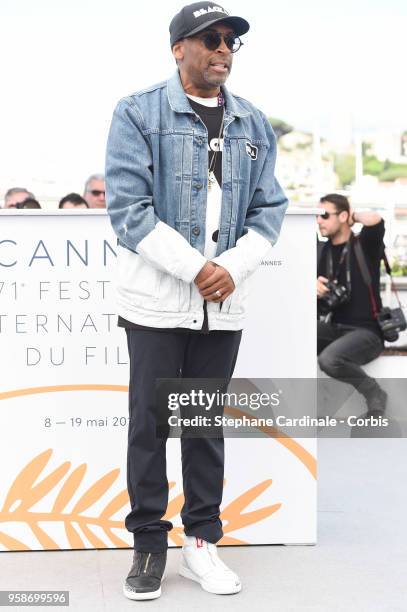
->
<box><xmin>170</xmin><ymin>2</ymin><xmax>250</xmax><ymax>47</ymax></box>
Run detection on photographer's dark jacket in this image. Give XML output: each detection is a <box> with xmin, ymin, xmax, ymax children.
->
<box><xmin>318</xmin><ymin>220</ymin><xmax>385</xmax><ymax>336</ymax></box>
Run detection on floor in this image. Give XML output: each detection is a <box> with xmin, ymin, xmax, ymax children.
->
<box><xmin>1</xmin><ymin>438</ymin><xmax>406</xmax><ymax>612</ymax></box>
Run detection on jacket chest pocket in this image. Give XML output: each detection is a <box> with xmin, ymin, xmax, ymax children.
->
<box><xmin>229</xmin><ymin>137</ymin><xmax>268</xmax><ymax>186</ymax></box>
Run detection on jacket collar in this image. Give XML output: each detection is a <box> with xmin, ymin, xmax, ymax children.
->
<box><xmin>166</xmin><ymin>70</ymin><xmax>251</xmax><ymax>118</ymax></box>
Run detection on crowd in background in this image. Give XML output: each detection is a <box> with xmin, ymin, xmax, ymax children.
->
<box><xmin>0</xmin><ymin>174</ymin><xmax>106</xmax><ymax>210</ymax></box>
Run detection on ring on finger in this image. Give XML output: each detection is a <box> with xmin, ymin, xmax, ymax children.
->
<box><xmin>215</xmin><ymin>289</ymin><xmax>222</xmax><ymax>298</ymax></box>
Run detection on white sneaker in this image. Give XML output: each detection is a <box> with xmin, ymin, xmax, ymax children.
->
<box><xmin>179</xmin><ymin>536</ymin><xmax>242</xmax><ymax>594</ymax></box>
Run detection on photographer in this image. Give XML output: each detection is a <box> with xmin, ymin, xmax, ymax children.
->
<box><xmin>317</xmin><ymin>194</ymin><xmax>387</xmax><ymax>416</ymax></box>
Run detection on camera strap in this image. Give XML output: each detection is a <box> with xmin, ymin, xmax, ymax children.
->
<box><xmin>327</xmin><ymin>236</ymin><xmax>352</xmax><ymax>293</ymax></box>
<box><xmin>353</xmin><ymin>238</ymin><xmax>379</xmax><ymax>319</ymax></box>
<box><xmin>381</xmin><ymin>250</ymin><xmax>403</xmax><ymax>307</ymax></box>
<box><xmin>353</xmin><ymin>237</ymin><xmax>403</xmax><ymax>318</ymax></box>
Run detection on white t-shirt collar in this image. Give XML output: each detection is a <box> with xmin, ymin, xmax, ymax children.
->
<box><xmin>186</xmin><ymin>94</ymin><xmax>219</xmax><ymax>108</ymax></box>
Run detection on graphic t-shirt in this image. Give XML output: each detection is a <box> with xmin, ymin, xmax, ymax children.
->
<box><xmin>187</xmin><ymin>95</ymin><xmax>223</xmax><ymax>259</ymax></box>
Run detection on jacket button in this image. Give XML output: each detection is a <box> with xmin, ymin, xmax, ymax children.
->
<box><xmin>195</xmin><ymin>182</ymin><xmax>203</xmax><ymax>190</ymax></box>
<box><xmin>196</xmin><ymin>137</ymin><xmax>203</xmax><ymax>145</ymax></box>
<box><xmin>192</xmin><ymin>226</ymin><xmax>200</xmax><ymax>236</ymax></box>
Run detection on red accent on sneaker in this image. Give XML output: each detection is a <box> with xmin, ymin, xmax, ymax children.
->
<box><xmin>196</xmin><ymin>537</ymin><xmax>203</xmax><ymax>548</ymax></box>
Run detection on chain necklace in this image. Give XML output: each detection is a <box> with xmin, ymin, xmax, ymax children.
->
<box><xmin>208</xmin><ymin>106</ymin><xmax>225</xmax><ymax>191</ymax></box>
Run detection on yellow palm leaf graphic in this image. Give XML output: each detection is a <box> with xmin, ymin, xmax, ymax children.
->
<box><xmin>72</xmin><ymin>469</ymin><xmax>120</xmax><ymax>514</ymax></box>
<box><xmin>218</xmin><ymin>536</ymin><xmax>247</xmax><ymax>545</ymax></box>
<box><xmin>221</xmin><ymin>480</ymin><xmax>281</xmax><ymax>534</ymax></box>
<box><xmin>101</xmin><ymin>528</ymin><xmax>129</xmax><ymax>549</ymax></box>
<box><xmin>0</xmin><ymin>450</ymin><xmax>284</xmax><ymax>551</ymax></box>
<box><xmin>0</xmin><ymin>531</ymin><xmax>30</xmax><ymax>551</ymax></box>
<box><xmin>30</xmin><ymin>523</ymin><xmax>59</xmax><ymax>550</ymax></box>
<box><xmin>100</xmin><ymin>490</ymin><xmax>130</xmax><ymax>519</ymax></box>
<box><xmin>2</xmin><ymin>449</ymin><xmax>70</xmax><ymax>513</ymax></box>
<box><xmin>65</xmin><ymin>523</ymin><xmax>85</xmax><ymax>549</ymax></box>
<box><xmin>52</xmin><ymin>464</ymin><xmax>87</xmax><ymax>513</ymax></box>
<box><xmin>79</xmin><ymin>524</ymin><xmax>107</xmax><ymax>549</ymax></box>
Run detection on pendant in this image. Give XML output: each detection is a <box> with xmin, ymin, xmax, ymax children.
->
<box><xmin>208</xmin><ymin>170</ymin><xmax>216</xmax><ymax>191</ymax></box>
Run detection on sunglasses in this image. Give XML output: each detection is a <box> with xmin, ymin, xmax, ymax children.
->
<box><xmin>318</xmin><ymin>211</ymin><xmax>339</xmax><ymax>220</ymax></box>
<box><xmin>193</xmin><ymin>30</ymin><xmax>243</xmax><ymax>53</ymax></box>
<box><xmin>88</xmin><ymin>190</ymin><xmax>105</xmax><ymax>197</ymax></box>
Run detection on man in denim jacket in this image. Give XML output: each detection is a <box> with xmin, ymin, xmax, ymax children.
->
<box><xmin>105</xmin><ymin>1</ymin><xmax>288</xmax><ymax>601</ymax></box>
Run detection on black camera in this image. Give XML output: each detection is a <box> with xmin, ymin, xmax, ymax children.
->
<box><xmin>319</xmin><ymin>280</ymin><xmax>350</xmax><ymax>313</ymax></box>
<box><xmin>377</xmin><ymin>307</ymin><xmax>407</xmax><ymax>343</ymax></box>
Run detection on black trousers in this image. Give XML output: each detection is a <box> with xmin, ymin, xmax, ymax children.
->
<box><xmin>317</xmin><ymin>321</ymin><xmax>384</xmax><ymax>399</ymax></box>
<box><xmin>124</xmin><ymin>328</ymin><xmax>242</xmax><ymax>553</ymax></box>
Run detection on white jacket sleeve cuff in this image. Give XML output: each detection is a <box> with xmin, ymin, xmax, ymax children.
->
<box><xmin>136</xmin><ymin>221</ymin><xmax>207</xmax><ymax>283</ymax></box>
<box><xmin>211</xmin><ymin>228</ymin><xmax>272</xmax><ymax>286</ymax></box>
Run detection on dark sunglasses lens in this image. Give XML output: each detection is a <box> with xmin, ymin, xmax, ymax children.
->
<box><xmin>225</xmin><ymin>34</ymin><xmax>240</xmax><ymax>52</ymax></box>
<box><xmin>91</xmin><ymin>190</ymin><xmax>105</xmax><ymax>197</ymax></box>
<box><xmin>203</xmin><ymin>32</ymin><xmax>241</xmax><ymax>52</ymax></box>
<box><xmin>203</xmin><ymin>32</ymin><xmax>221</xmax><ymax>50</ymax></box>
<box><xmin>321</xmin><ymin>212</ymin><xmax>329</xmax><ymax>219</ymax></box>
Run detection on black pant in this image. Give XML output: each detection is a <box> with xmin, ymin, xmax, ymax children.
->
<box><xmin>317</xmin><ymin>321</ymin><xmax>384</xmax><ymax>399</ymax></box>
<box><xmin>125</xmin><ymin>328</ymin><xmax>242</xmax><ymax>553</ymax></box>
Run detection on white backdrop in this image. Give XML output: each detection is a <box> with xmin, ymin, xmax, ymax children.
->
<box><xmin>0</xmin><ymin>209</ymin><xmax>317</xmax><ymax>551</ymax></box>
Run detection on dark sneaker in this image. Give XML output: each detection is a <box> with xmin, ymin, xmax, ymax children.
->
<box><xmin>123</xmin><ymin>550</ymin><xmax>167</xmax><ymax>601</ymax></box>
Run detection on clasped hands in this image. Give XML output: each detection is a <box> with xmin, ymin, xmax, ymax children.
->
<box><xmin>194</xmin><ymin>261</ymin><xmax>235</xmax><ymax>303</ymax></box>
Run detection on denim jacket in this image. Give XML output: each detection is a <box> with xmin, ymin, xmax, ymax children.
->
<box><xmin>105</xmin><ymin>70</ymin><xmax>288</xmax><ymax>331</ymax></box>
